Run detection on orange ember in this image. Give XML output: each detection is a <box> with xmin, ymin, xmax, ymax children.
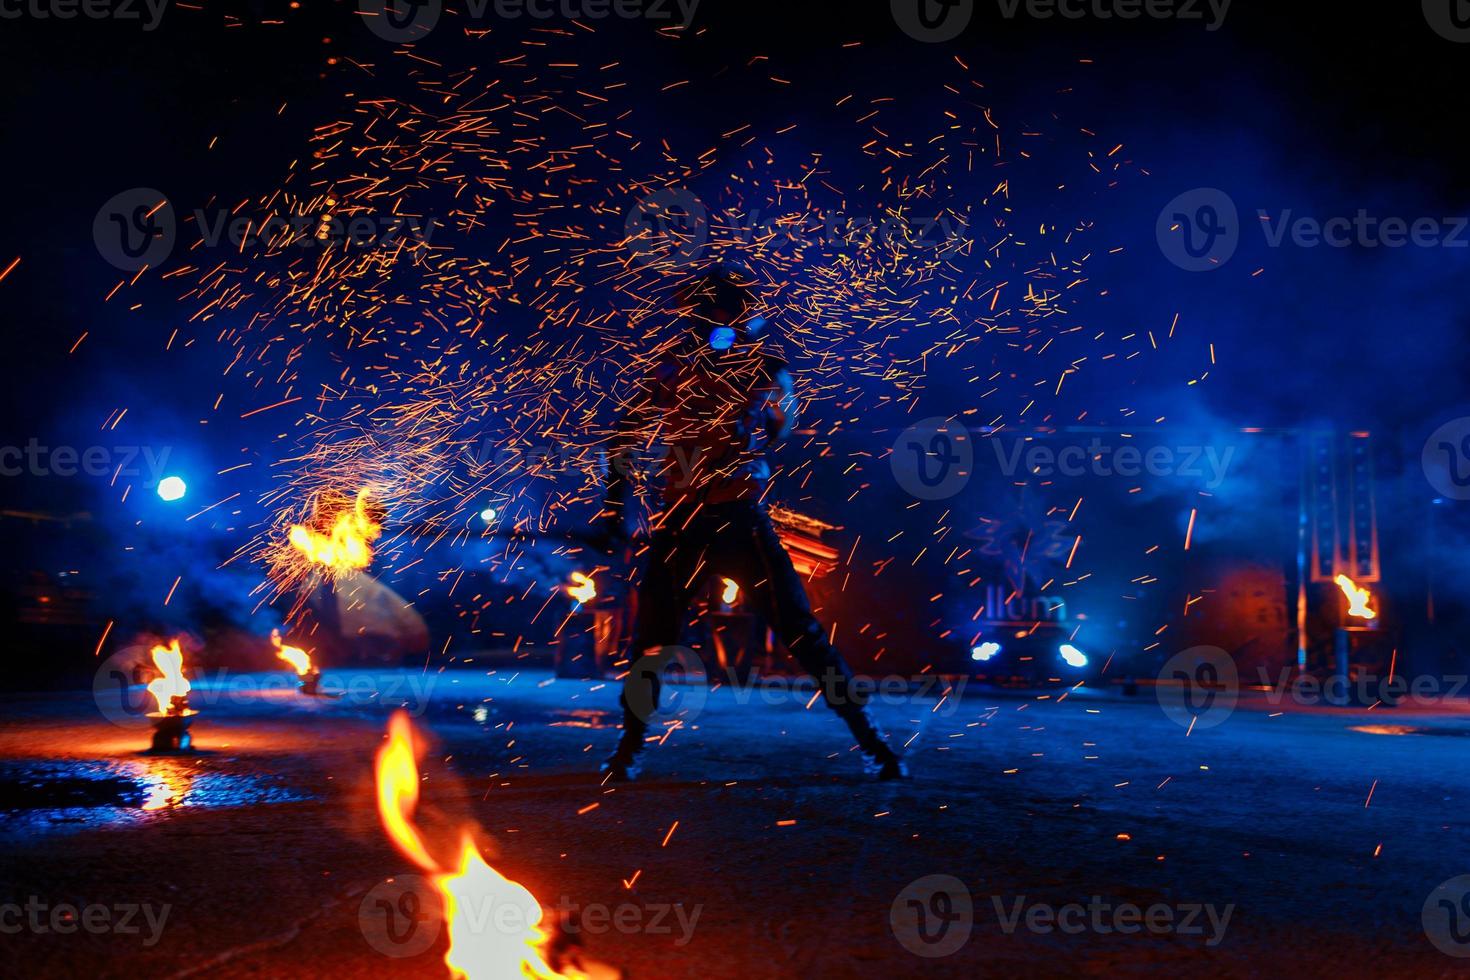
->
<box><xmin>373</xmin><ymin>712</ymin><xmax>583</xmax><ymax>979</ymax></box>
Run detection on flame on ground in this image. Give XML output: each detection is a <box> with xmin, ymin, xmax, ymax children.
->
<box><xmin>565</xmin><ymin>572</ymin><xmax>597</xmax><ymax>605</ymax></box>
<box><xmin>287</xmin><ymin>487</ymin><xmax>381</xmax><ymax>574</ymax></box>
<box><xmin>146</xmin><ymin>638</ymin><xmax>191</xmax><ymax>715</ymax></box>
<box><xmin>271</xmin><ymin>629</ymin><xmax>313</xmax><ymax>676</ymax></box>
<box><xmin>375</xmin><ymin>712</ymin><xmax>439</xmax><ymax>874</ymax></box>
<box><xmin>374</xmin><ymin>712</ymin><xmax>582</xmax><ymax>980</ymax></box>
<box><xmin>1335</xmin><ymin>574</ymin><xmax>1377</xmax><ymax>619</ymax></box>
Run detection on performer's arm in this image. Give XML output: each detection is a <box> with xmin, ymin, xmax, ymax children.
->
<box><xmin>601</xmin><ymin>359</ymin><xmax>674</xmax><ymax>540</ymax></box>
<box><xmin>764</xmin><ymin>366</ymin><xmax>798</xmax><ymax>445</ymax></box>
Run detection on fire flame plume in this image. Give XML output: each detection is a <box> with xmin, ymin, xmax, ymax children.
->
<box><xmin>373</xmin><ymin>712</ymin><xmax>584</xmax><ymax>979</ymax></box>
<box><xmin>1335</xmin><ymin>574</ymin><xmax>1377</xmax><ymax>620</ymax></box>
<box><xmin>287</xmin><ymin>487</ymin><xmax>382</xmax><ymax>574</ymax></box>
<box><xmin>565</xmin><ymin>572</ymin><xmax>597</xmax><ymax>605</ymax></box>
<box><xmin>720</xmin><ymin>577</ymin><xmax>740</xmax><ymax>605</ymax></box>
<box><xmin>270</xmin><ymin>629</ymin><xmax>313</xmax><ymax>676</ymax></box>
<box><xmin>146</xmin><ymin>638</ymin><xmax>191</xmax><ymax>715</ymax></box>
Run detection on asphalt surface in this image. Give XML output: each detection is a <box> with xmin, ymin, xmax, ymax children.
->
<box><xmin>1</xmin><ymin>667</ymin><xmax>1469</xmax><ymax>978</ymax></box>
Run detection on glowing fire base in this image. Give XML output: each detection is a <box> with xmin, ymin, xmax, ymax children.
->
<box><xmin>298</xmin><ymin>669</ymin><xmax>324</xmax><ymax>697</ymax></box>
<box><xmin>147</xmin><ymin>697</ymin><xmax>196</xmax><ymax>754</ymax></box>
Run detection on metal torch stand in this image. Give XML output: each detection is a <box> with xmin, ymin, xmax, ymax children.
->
<box><xmin>1330</xmin><ymin>624</ymin><xmax>1386</xmax><ymax>707</ymax></box>
<box><xmin>555</xmin><ymin>603</ymin><xmax>624</xmax><ymax>679</ymax></box>
<box><xmin>709</xmin><ymin>611</ymin><xmax>770</xmax><ymax>685</ymax></box>
<box><xmin>149</xmin><ymin>696</ymin><xmax>194</xmax><ymax>753</ymax></box>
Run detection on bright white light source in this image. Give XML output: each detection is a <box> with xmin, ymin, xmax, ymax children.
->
<box><xmin>157</xmin><ymin>476</ymin><xmax>187</xmax><ymax>502</ymax></box>
<box><xmin>971</xmin><ymin>642</ymin><xmax>1001</xmax><ymax>662</ymax></box>
<box><xmin>1059</xmin><ymin>644</ymin><xmax>1088</xmax><ymax>668</ymax></box>
<box><xmin>480</xmin><ymin>506</ymin><xmax>497</xmax><ymax>522</ymax></box>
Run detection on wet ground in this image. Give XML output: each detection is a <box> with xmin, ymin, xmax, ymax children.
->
<box><xmin>2</xmin><ymin>666</ymin><xmax>1469</xmax><ymax>978</ymax></box>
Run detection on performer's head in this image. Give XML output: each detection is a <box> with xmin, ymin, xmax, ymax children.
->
<box><xmin>675</xmin><ymin>264</ymin><xmax>768</xmax><ymax>352</ymax></box>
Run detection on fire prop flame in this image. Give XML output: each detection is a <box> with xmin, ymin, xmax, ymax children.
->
<box><xmin>565</xmin><ymin>572</ymin><xmax>597</xmax><ymax>605</ymax></box>
<box><xmin>146</xmin><ymin>638</ymin><xmax>191</xmax><ymax>715</ymax></box>
<box><xmin>288</xmin><ymin>488</ymin><xmax>381</xmax><ymax>574</ymax></box>
<box><xmin>720</xmin><ymin>577</ymin><xmax>740</xmax><ymax>605</ymax></box>
<box><xmin>1335</xmin><ymin>574</ymin><xmax>1377</xmax><ymax>620</ymax></box>
<box><xmin>374</xmin><ymin>712</ymin><xmax>584</xmax><ymax>980</ymax></box>
<box><xmin>271</xmin><ymin>629</ymin><xmax>313</xmax><ymax>676</ymax></box>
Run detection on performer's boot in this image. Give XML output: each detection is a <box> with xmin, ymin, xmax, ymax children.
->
<box><xmin>599</xmin><ymin>714</ymin><xmax>646</xmax><ymax>783</ymax></box>
<box><xmin>839</xmin><ymin>704</ymin><xmax>909</xmax><ymax>780</ymax></box>
<box><xmin>599</xmin><ymin>740</ymin><xmax>643</xmax><ymax>782</ymax></box>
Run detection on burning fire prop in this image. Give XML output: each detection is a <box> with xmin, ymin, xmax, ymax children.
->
<box><xmin>1335</xmin><ymin>574</ymin><xmax>1377</xmax><ymax>620</ymax></box>
<box><xmin>146</xmin><ymin>638</ymin><xmax>195</xmax><ymax>753</ymax></box>
<box><xmin>564</xmin><ymin>572</ymin><xmax>597</xmax><ymax>606</ymax></box>
<box><xmin>720</xmin><ymin>577</ymin><xmax>740</xmax><ymax>606</ymax></box>
<box><xmin>288</xmin><ymin>488</ymin><xmax>382</xmax><ymax>576</ymax></box>
<box><xmin>374</xmin><ymin>712</ymin><xmax>604</xmax><ymax>979</ymax></box>
<box><xmin>272</xmin><ymin>629</ymin><xmax>323</xmax><ymax>696</ymax></box>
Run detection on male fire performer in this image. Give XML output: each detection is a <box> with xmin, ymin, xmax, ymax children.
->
<box><xmin>598</xmin><ymin>267</ymin><xmax>908</xmax><ymax>781</ymax></box>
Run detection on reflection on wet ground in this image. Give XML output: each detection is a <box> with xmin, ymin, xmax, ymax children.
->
<box><xmin>0</xmin><ymin>758</ymin><xmax>310</xmax><ymax>833</ymax></box>
<box><xmin>1349</xmin><ymin>723</ymin><xmax>1470</xmax><ymax>737</ymax></box>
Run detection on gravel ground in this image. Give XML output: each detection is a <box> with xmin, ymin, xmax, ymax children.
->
<box><xmin>1</xmin><ymin>668</ymin><xmax>1468</xmax><ymax>978</ymax></box>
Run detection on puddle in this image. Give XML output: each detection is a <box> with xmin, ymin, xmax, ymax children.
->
<box><xmin>0</xmin><ymin>760</ymin><xmax>311</xmax><ymax>834</ymax></box>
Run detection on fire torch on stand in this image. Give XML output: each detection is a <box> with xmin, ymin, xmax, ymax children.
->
<box><xmin>273</xmin><ymin>629</ymin><xmax>330</xmax><ymax>697</ymax></box>
<box><xmin>1331</xmin><ymin>574</ymin><xmax>1385</xmax><ymax>706</ymax></box>
<box><xmin>145</xmin><ymin>638</ymin><xmax>196</xmax><ymax>753</ymax></box>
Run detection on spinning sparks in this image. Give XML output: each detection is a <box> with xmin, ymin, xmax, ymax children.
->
<box><xmin>373</xmin><ymin>712</ymin><xmax>582</xmax><ymax>980</ymax></box>
<box><xmin>287</xmin><ymin>488</ymin><xmax>381</xmax><ymax>575</ymax></box>
<box><xmin>146</xmin><ymin>638</ymin><xmax>191</xmax><ymax>715</ymax></box>
<box><xmin>125</xmin><ymin>28</ymin><xmax>1160</xmax><ymax>676</ymax></box>
<box><xmin>565</xmin><ymin>572</ymin><xmax>597</xmax><ymax>606</ymax></box>
<box><xmin>270</xmin><ymin>629</ymin><xmax>313</xmax><ymax>676</ymax></box>
<box><xmin>1335</xmin><ymin>575</ymin><xmax>1377</xmax><ymax>620</ymax></box>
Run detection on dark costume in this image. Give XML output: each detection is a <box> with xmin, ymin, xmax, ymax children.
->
<box><xmin>600</xmin><ymin>271</ymin><xmax>906</xmax><ymax>780</ymax></box>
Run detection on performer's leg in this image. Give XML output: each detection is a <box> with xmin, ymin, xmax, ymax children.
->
<box><xmin>604</xmin><ymin>527</ymin><xmax>701</xmax><ymax>779</ymax></box>
<box><xmin>716</xmin><ymin>504</ymin><xmax>908</xmax><ymax>778</ymax></box>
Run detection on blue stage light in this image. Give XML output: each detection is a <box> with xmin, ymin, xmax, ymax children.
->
<box><xmin>709</xmin><ymin>326</ymin><xmax>736</xmax><ymax>351</ymax></box>
<box><xmin>1059</xmin><ymin>643</ymin><xmax>1088</xmax><ymax>668</ymax></box>
<box><xmin>157</xmin><ymin>476</ymin><xmax>187</xmax><ymax>502</ymax></box>
<box><xmin>971</xmin><ymin>641</ymin><xmax>1001</xmax><ymax>662</ymax></box>
<box><xmin>480</xmin><ymin>506</ymin><xmax>497</xmax><ymax>522</ymax></box>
